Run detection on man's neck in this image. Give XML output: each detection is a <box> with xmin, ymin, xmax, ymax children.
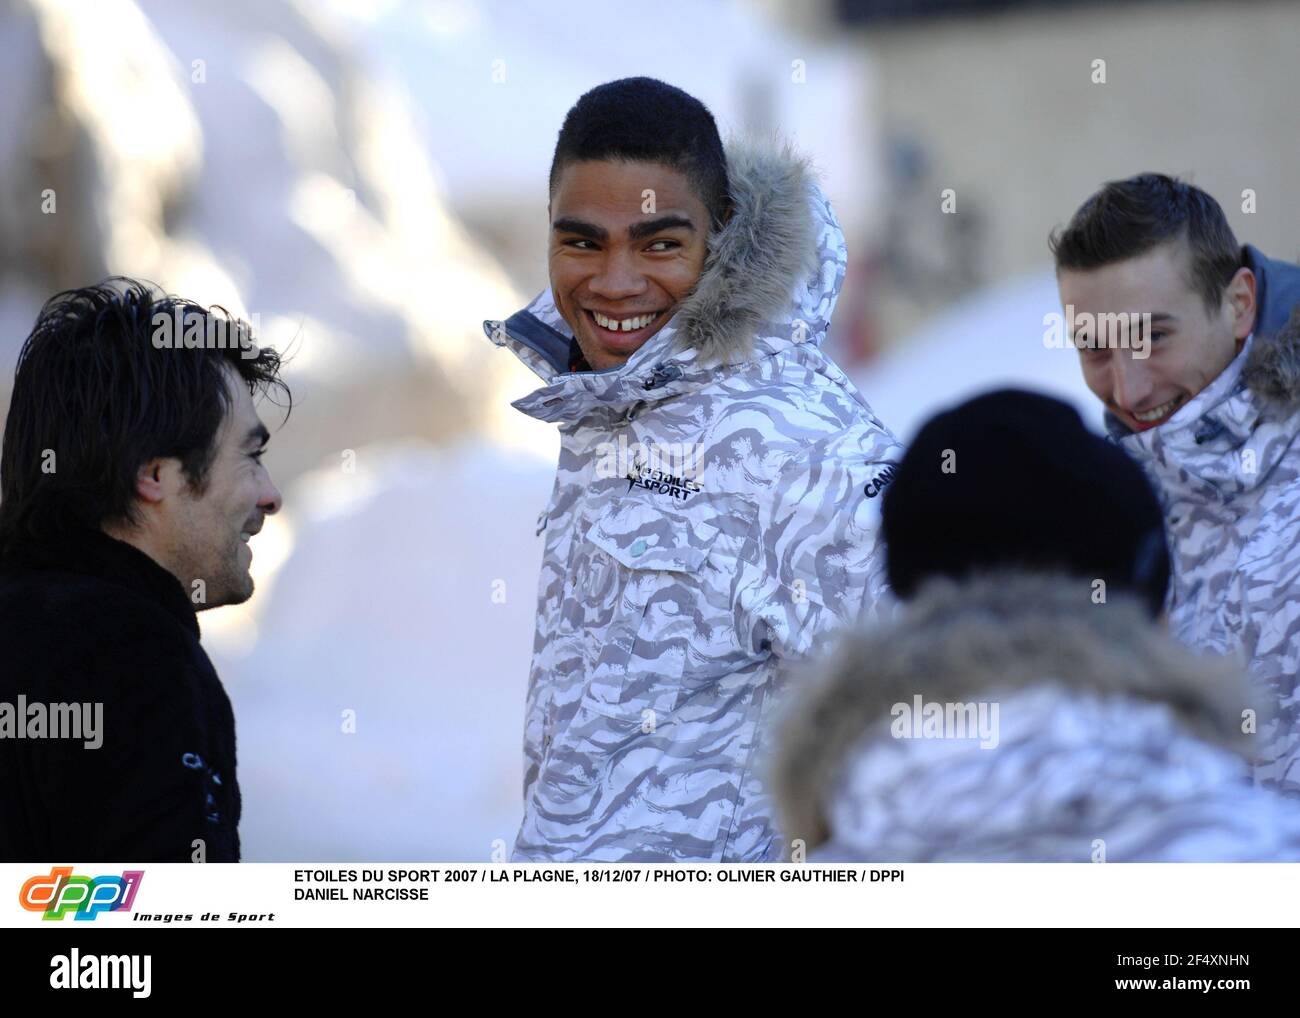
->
<box><xmin>99</xmin><ymin>523</ymin><xmax>184</xmax><ymax>591</ymax></box>
<box><xmin>567</xmin><ymin>337</ymin><xmax>592</xmax><ymax>373</ymax></box>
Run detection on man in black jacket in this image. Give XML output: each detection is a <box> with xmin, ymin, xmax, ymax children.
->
<box><xmin>0</xmin><ymin>279</ymin><xmax>289</xmax><ymax>862</ymax></box>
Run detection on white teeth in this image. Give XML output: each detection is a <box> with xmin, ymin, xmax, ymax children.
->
<box><xmin>592</xmin><ymin>311</ymin><xmax>656</xmax><ymax>332</ymax></box>
<box><xmin>240</xmin><ymin>533</ymin><xmax>251</xmax><ymax>542</ymax></box>
<box><xmin>1134</xmin><ymin>397</ymin><xmax>1181</xmax><ymax>423</ymax></box>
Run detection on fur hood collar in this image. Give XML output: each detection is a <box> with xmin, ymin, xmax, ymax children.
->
<box><xmin>671</xmin><ymin>138</ymin><xmax>820</xmax><ymax>364</ymax></box>
<box><xmin>770</xmin><ymin>571</ymin><xmax>1256</xmax><ymax>855</ymax></box>
<box><xmin>483</xmin><ymin>139</ymin><xmax>839</xmax><ymax>427</ymax></box>
<box><xmin>1243</xmin><ymin>305</ymin><xmax>1300</xmax><ymax>407</ymax></box>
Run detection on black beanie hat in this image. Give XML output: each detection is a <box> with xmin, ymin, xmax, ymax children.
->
<box><xmin>881</xmin><ymin>388</ymin><xmax>1170</xmax><ymax>617</ymax></box>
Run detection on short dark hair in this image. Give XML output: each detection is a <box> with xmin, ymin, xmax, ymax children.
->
<box><xmin>1049</xmin><ymin>173</ymin><xmax>1243</xmax><ymax>315</ymax></box>
<box><xmin>0</xmin><ymin>278</ymin><xmax>291</xmax><ymax>556</ymax></box>
<box><xmin>549</xmin><ymin>77</ymin><xmax>730</xmax><ymax>230</ymax></box>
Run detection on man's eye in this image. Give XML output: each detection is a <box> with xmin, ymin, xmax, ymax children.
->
<box><xmin>647</xmin><ymin>240</ymin><xmax>680</xmax><ymax>252</ymax></box>
<box><xmin>564</xmin><ymin>239</ymin><xmax>596</xmax><ymax>250</ymax></box>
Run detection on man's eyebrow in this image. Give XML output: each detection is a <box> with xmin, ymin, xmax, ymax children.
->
<box><xmin>552</xmin><ymin>217</ymin><xmax>607</xmax><ymax>241</ymax></box>
<box><xmin>627</xmin><ymin>214</ymin><xmax>696</xmax><ymax>240</ymax></box>
<box><xmin>246</xmin><ymin>423</ymin><xmax>271</xmax><ymax>447</ymax></box>
<box><xmin>551</xmin><ymin>214</ymin><xmax>697</xmax><ymax>243</ymax></box>
<box><xmin>1132</xmin><ymin>313</ymin><xmax>1178</xmax><ymax>330</ymax></box>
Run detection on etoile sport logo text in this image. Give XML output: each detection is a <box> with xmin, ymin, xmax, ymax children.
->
<box><xmin>20</xmin><ymin>866</ymin><xmax>144</xmax><ymax>921</ymax></box>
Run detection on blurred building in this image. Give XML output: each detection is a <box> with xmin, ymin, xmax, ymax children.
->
<box><xmin>786</xmin><ymin>0</ymin><xmax>1300</xmax><ymax>349</ymax></box>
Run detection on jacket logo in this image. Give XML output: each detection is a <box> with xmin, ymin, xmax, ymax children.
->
<box><xmin>626</xmin><ymin>455</ymin><xmax>702</xmax><ymax>501</ymax></box>
<box><xmin>863</xmin><ymin>463</ymin><xmax>898</xmax><ymax>498</ymax></box>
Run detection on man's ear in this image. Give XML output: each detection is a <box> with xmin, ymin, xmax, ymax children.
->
<box><xmin>134</xmin><ymin>458</ymin><xmax>173</xmax><ymax>506</ymax></box>
<box><xmin>1227</xmin><ymin>266</ymin><xmax>1257</xmax><ymax>341</ymax></box>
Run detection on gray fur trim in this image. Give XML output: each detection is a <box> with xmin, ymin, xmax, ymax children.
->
<box><xmin>1244</xmin><ymin>304</ymin><xmax>1300</xmax><ymax>406</ymax></box>
<box><xmin>769</xmin><ymin>570</ymin><xmax>1256</xmax><ymax>853</ymax></box>
<box><xmin>673</xmin><ymin>138</ymin><xmax>819</xmax><ymax>365</ymax></box>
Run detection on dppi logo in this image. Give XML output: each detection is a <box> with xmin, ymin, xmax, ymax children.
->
<box><xmin>19</xmin><ymin>866</ymin><xmax>144</xmax><ymax>921</ymax></box>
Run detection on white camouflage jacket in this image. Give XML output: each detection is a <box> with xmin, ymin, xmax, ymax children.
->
<box><xmin>772</xmin><ymin>572</ymin><xmax>1300</xmax><ymax>862</ymax></box>
<box><xmin>483</xmin><ymin>141</ymin><xmax>903</xmax><ymax>861</ymax></box>
<box><xmin>1106</xmin><ymin>286</ymin><xmax>1300</xmax><ymax>794</ymax></box>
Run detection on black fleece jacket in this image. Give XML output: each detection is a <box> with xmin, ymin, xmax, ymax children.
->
<box><xmin>0</xmin><ymin>528</ymin><xmax>240</xmax><ymax>862</ymax></box>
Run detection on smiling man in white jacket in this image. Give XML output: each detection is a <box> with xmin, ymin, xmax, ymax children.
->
<box><xmin>483</xmin><ymin>77</ymin><xmax>902</xmax><ymax>861</ymax></box>
<box><xmin>1053</xmin><ymin>173</ymin><xmax>1300</xmax><ymax>794</ymax></box>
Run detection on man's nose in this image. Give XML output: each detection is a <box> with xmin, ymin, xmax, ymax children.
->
<box><xmin>259</xmin><ymin>479</ymin><xmax>283</xmax><ymax>516</ymax></box>
<box><xmin>1111</xmin><ymin>354</ymin><xmax>1154</xmax><ymax>411</ymax></box>
<box><xmin>588</xmin><ymin>249</ymin><xmax>647</xmax><ymax>300</ymax></box>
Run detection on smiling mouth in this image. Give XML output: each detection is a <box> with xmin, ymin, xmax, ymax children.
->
<box><xmin>584</xmin><ymin>308</ymin><xmax>664</xmax><ymax>340</ymax></box>
<box><xmin>1128</xmin><ymin>395</ymin><xmax>1184</xmax><ymax>429</ymax></box>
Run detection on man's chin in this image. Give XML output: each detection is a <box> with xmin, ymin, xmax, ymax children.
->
<box><xmin>571</xmin><ymin>311</ymin><xmax>670</xmax><ymax>369</ymax></box>
<box><xmin>195</xmin><ymin>570</ymin><xmax>255</xmax><ymax>611</ymax></box>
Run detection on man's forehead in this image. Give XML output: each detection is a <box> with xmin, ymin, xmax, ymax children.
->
<box><xmin>551</xmin><ymin>159</ymin><xmax>703</xmax><ymax>215</ymax></box>
<box><xmin>219</xmin><ymin>364</ymin><xmax>264</xmax><ymax>438</ymax></box>
<box><xmin>1060</xmin><ymin>241</ymin><xmax>1196</xmax><ymax>307</ymax></box>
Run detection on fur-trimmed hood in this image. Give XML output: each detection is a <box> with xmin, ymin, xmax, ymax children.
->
<box><xmin>1243</xmin><ymin>304</ymin><xmax>1300</xmax><ymax>408</ymax></box>
<box><xmin>482</xmin><ymin>138</ymin><xmax>840</xmax><ymax>427</ymax></box>
<box><xmin>670</xmin><ymin>139</ymin><xmax>819</xmax><ymax>364</ymax></box>
<box><xmin>769</xmin><ymin>571</ymin><xmax>1300</xmax><ymax>862</ymax></box>
<box><xmin>1241</xmin><ymin>244</ymin><xmax>1300</xmax><ymax>406</ymax></box>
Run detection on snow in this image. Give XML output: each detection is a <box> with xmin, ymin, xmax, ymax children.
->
<box><xmin>851</xmin><ymin>270</ymin><xmax>1105</xmax><ymax>443</ymax></box>
<box><xmin>208</xmin><ymin>437</ymin><xmax>555</xmax><ymax>861</ymax></box>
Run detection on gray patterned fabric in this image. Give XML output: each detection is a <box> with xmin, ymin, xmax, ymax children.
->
<box><xmin>772</xmin><ymin>572</ymin><xmax>1300</xmax><ymax>862</ymax></box>
<box><xmin>1105</xmin><ymin>310</ymin><xmax>1300</xmax><ymax>793</ymax></box>
<box><xmin>482</xmin><ymin>141</ymin><xmax>903</xmax><ymax>861</ymax></box>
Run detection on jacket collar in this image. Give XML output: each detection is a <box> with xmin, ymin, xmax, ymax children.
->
<box><xmin>1105</xmin><ymin>331</ymin><xmax>1257</xmax><ymax>447</ymax></box>
<box><xmin>482</xmin><ymin>139</ymin><xmax>845</xmax><ymax>427</ymax></box>
<box><xmin>1110</xmin><ymin>331</ymin><xmax>1300</xmax><ymax>499</ymax></box>
<box><xmin>1244</xmin><ymin>243</ymin><xmax>1300</xmax><ymax>344</ymax></box>
<box><xmin>3</xmin><ymin>528</ymin><xmax>200</xmax><ymax>638</ymax></box>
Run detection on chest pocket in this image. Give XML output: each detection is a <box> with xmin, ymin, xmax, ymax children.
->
<box><xmin>577</xmin><ymin>496</ymin><xmax>752</xmax><ymax>722</ymax></box>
